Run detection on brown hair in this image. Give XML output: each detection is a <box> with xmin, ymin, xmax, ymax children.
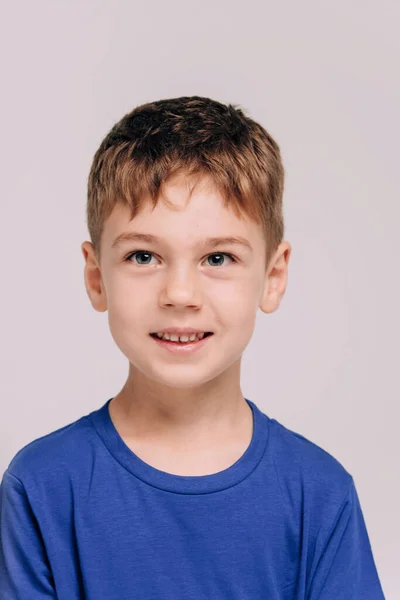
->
<box><xmin>86</xmin><ymin>96</ymin><xmax>285</xmax><ymax>268</ymax></box>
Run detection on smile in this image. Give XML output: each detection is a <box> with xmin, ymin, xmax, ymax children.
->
<box><xmin>149</xmin><ymin>332</ymin><xmax>214</xmax><ymax>354</ymax></box>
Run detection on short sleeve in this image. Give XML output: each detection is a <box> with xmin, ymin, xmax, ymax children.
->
<box><xmin>307</xmin><ymin>477</ymin><xmax>386</xmax><ymax>600</ymax></box>
<box><xmin>0</xmin><ymin>469</ymin><xmax>57</xmax><ymax>598</ymax></box>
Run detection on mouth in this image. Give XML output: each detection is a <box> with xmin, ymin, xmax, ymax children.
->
<box><xmin>149</xmin><ymin>331</ymin><xmax>214</xmax><ymax>354</ymax></box>
<box><xmin>149</xmin><ymin>332</ymin><xmax>214</xmax><ymax>345</ymax></box>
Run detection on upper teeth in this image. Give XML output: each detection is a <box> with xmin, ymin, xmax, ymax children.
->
<box><xmin>155</xmin><ymin>332</ymin><xmax>206</xmax><ymax>342</ymax></box>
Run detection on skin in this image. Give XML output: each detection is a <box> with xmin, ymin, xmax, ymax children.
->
<box><xmin>81</xmin><ymin>172</ymin><xmax>291</xmax><ymax>475</ymax></box>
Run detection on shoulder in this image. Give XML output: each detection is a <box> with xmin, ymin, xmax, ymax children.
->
<box><xmin>266</xmin><ymin>415</ymin><xmax>353</xmax><ymax>514</ymax></box>
<box><xmin>4</xmin><ymin>409</ymin><xmax>97</xmax><ymax>492</ymax></box>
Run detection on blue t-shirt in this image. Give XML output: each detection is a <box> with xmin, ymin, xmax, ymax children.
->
<box><xmin>0</xmin><ymin>397</ymin><xmax>386</xmax><ymax>599</ymax></box>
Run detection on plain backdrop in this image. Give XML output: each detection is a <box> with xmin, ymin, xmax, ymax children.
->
<box><xmin>1</xmin><ymin>1</ymin><xmax>398</xmax><ymax>597</ymax></box>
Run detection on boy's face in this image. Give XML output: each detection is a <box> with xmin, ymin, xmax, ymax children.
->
<box><xmin>82</xmin><ymin>173</ymin><xmax>290</xmax><ymax>390</ymax></box>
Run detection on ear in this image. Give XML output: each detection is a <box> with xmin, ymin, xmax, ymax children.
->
<box><xmin>259</xmin><ymin>242</ymin><xmax>292</xmax><ymax>314</ymax></box>
<box><xmin>81</xmin><ymin>241</ymin><xmax>108</xmax><ymax>312</ymax></box>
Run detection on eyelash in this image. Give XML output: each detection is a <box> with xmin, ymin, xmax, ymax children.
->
<box><xmin>124</xmin><ymin>250</ymin><xmax>238</xmax><ymax>267</ymax></box>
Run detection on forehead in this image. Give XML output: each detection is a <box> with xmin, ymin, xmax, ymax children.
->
<box><xmin>102</xmin><ymin>173</ymin><xmax>264</xmax><ymax>251</ymax></box>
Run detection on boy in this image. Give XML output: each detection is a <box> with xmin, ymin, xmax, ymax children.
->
<box><xmin>0</xmin><ymin>96</ymin><xmax>386</xmax><ymax>599</ymax></box>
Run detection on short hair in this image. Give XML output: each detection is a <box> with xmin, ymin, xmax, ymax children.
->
<box><xmin>86</xmin><ymin>96</ymin><xmax>285</xmax><ymax>268</ymax></box>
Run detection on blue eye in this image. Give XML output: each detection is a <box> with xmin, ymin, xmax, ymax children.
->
<box><xmin>206</xmin><ymin>253</ymin><xmax>236</xmax><ymax>267</ymax></box>
<box><xmin>125</xmin><ymin>251</ymin><xmax>157</xmax><ymax>266</ymax></box>
<box><xmin>125</xmin><ymin>251</ymin><xmax>237</xmax><ymax>267</ymax></box>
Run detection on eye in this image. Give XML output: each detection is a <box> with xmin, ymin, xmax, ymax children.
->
<box><xmin>205</xmin><ymin>252</ymin><xmax>236</xmax><ymax>267</ymax></box>
<box><xmin>125</xmin><ymin>251</ymin><xmax>158</xmax><ymax>266</ymax></box>
<box><xmin>124</xmin><ymin>251</ymin><xmax>237</xmax><ymax>267</ymax></box>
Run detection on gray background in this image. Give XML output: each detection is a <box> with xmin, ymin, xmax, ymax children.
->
<box><xmin>1</xmin><ymin>1</ymin><xmax>398</xmax><ymax>597</ymax></box>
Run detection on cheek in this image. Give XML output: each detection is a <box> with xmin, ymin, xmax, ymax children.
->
<box><xmin>226</xmin><ymin>282</ymin><xmax>260</xmax><ymax>335</ymax></box>
<box><xmin>107</xmin><ymin>304</ymin><xmax>145</xmax><ymax>364</ymax></box>
<box><xmin>107</xmin><ymin>273</ymin><xmax>147</xmax><ymax>311</ymax></box>
<box><xmin>109</xmin><ymin>293</ymin><xmax>135</xmax><ymax>321</ymax></box>
<box><xmin>215</xmin><ymin>284</ymin><xmax>257</xmax><ymax>320</ymax></box>
<box><xmin>211</xmin><ymin>287</ymin><xmax>257</xmax><ymax>350</ymax></box>
<box><xmin>106</xmin><ymin>283</ymin><xmax>148</xmax><ymax>341</ymax></box>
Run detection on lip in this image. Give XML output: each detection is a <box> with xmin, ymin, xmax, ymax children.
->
<box><xmin>150</xmin><ymin>333</ymin><xmax>214</xmax><ymax>354</ymax></box>
<box><xmin>150</xmin><ymin>327</ymin><xmax>213</xmax><ymax>335</ymax></box>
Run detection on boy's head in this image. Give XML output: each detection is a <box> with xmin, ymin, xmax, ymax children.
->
<box><xmin>82</xmin><ymin>96</ymin><xmax>291</xmax><ymax>390</ymax></box>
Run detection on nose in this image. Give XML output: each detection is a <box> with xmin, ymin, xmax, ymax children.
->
<box><xmin>159</xmin><ymin>269</ymin><xmax>203</xmax><ymax>308</ymax></box>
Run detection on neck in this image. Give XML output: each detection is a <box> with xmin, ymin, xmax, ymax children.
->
<box><xmin>109</xmin><ymin>363</ymin><xmax>251</xmax><ymax>451</ymax></box>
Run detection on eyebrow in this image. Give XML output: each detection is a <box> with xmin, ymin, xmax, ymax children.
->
<box><xmin>111</xmin><ymin>231</ymin><xmax>253</xmax><ymax>252</ymax></box>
